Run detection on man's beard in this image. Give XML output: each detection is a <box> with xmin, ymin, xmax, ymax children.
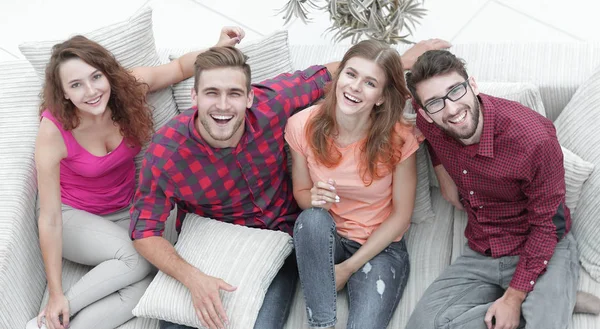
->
<box><xmin>436</xmin><ymin>98</ymin><xmax>481</xmax><ymax>141</ymax></box>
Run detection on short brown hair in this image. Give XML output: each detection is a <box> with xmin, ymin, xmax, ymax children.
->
<box><xmin>193</xmin><ymin>46</ymin><xmax>251</xmax><ymax>93</ymax></box>
<box><xmin>406</xmin><ymin>50</ymin><xmax>468</xmax><ymax>107</ymax></box>
<box><xmin>41</xmin><ymin>35</ymin><xmax>153</xmax><ymax>146</ymax></box>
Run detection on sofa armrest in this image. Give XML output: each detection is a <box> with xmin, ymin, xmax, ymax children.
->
<box><xmin>0</xmin><ymin>60</ymin><xmax>47</xmax><ymax>328</ymax></box>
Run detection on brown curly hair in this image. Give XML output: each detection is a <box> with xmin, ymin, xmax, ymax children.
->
<box><xmin>305</xmin><ymin>39</ymin><xmax>412</xmax><ymax>186</ymax></box>
<box><xmin>40</xmin><ymin>35</ymin><xmax>153</xmax><ymax>146</ymax></box>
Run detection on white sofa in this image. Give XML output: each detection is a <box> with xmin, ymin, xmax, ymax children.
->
<box><xmin>1</xmin><ymin>17</ymin><xmax>600</xmax><ymax>329</ymax></box>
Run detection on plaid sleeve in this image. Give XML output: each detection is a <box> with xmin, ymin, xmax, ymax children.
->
<box><xmin>253</xmin><ymin>65</ymin><xmax>331</xmax><ymax>117</ymax></box>
<box><xmin>510</xmin><ymin>137</ymin><xmax>565</xmax><ymax>292</ymax></box>
<box><xmin>129</xmin><ymin>143</ymin><xmax>177</xmax><ymax>240</ymax></box>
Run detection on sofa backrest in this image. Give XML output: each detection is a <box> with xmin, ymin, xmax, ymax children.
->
<box><xmin>289</xmin><ymin>42</ymin><xmax>600</xmax><ymax>122</ymax></box>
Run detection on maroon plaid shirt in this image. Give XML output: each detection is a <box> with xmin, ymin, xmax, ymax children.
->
<box><xmin>130</xmin><ymin>66</ymin><xmax>331</xmax><ymax>239</ymax></box>
<box><xmin>416</xmin><ymin>93</ymin><xmax>570</xmax><ymax>292</ymax></box>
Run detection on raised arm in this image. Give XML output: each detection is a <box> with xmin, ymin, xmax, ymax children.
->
<box><xmin>35</xmin><ymin>118</ymin><xmax>71</xmax><ymax>329</ymax></box>
<box><xmin>321</xmin><ymin>38</ymin><xmax>451</xmax><ymax>78</ymax></box>
<box><xmin>130</xmin><ymin>26</ymin><xmax>245</xmax><ymax>93</ymax></box>
<box><xmin>400</xmin><ymin>39</ymin><xmax>452</xmax><ymax>70</ymax></box>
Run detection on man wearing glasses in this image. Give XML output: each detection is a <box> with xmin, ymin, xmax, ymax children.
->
<box><xmin>404</xmin><ymin>50</ymin><xmax>578</xmax><ymax>329</ymax></box>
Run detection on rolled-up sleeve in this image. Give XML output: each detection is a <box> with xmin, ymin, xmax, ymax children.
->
<box><xmin>252</xmin><ymin>65</ymin><xmax>331</xmax><ymax>118</ymax></box>
<box><xmin>129</xmin><ymin>144</ymin><xmax>176</xmax><ymax>240</ymax></box>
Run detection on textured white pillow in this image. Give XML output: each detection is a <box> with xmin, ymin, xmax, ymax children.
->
<box><xmin>562</xmin><ymin>146</ymin><xmax>595</xmax><ymax>211</ymax></box>
<box><xmin>169</xmin><ymin>30</ymin><xmax>293</xmax><ymax>112</ymax></box>
<box><xmin>555</xmin><ymin>65</ymin><xmax>600</xmax><ymax>281</ymax></box>
<box><xmin>133</xmin><ymin>214</ymin><xmax>293</xmax><ymax>328</ymax></box>
<box><xmin>401</xmin><ymin>111</ymin><xmax>435</xmax><ymax>224</ymax></box>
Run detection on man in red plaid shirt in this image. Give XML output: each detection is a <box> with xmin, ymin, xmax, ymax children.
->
<box><xmin>405</xmin><ymin>50</ymin><xmax>579</xmax><ymax>329</ymax></box>
<box><xmin>130</xmin><ymin>40</ymin><xmax>451</xmax><ymax>329</ymax></box>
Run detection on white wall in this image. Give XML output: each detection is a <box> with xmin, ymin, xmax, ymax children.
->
<box><xmin>1</xmin><ymin>0</ymin><xmax>599</xmax><ymax>62</ymax></box>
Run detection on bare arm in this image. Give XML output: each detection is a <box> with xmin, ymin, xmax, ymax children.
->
<box><xmin>342</xmin><ymin>152</ymin><xmax>417</xmax><ymax>273</ymax></box>
<box><xmin>130</xmin><ymin>26</ymin><xmax>245</xmax><ymax>93</ymax></box>
<box><xmin>322</xmin><ymin>39</ymin><xmax>450</xmax><ymax>77</ymax></box>
<box><xmin>290</xmin><ymin>148</ymin><xmax>315</xmax><ymax>209</ymax></box>
<box><xmin>290</xmin><ymin>147</ymin><xmax>338</xmax><ymax>210</ymax></box>
<box><xmin>133</xmin><ymin>236</ymin><xmax>200</xmax><ymax>289</ymax></box>
<box><xmin>324</xmin><ymin>61</ymin><xmax>340</xmax><ymax>76</ymax></box>
<box><xmin>35</xmin><ymin>118</ymin><xmax>70</xmax><ymax>328</ymax></box>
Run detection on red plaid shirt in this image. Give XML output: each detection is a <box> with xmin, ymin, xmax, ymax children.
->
<box><xmin>130</xmin><ymin>66</ymin><xmax>331</xmax><ymax>239</ymax></box>
<box><xmin>416</xmin><ymin>93</ymin><xmax>570</xmax><ymax>292</ymax></box>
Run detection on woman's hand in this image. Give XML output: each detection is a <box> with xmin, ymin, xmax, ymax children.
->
<box><xmin>216</xmin><ymin>26</ymin><xmax>245</xmax><ymax>47</ymax></box>
<box><xmin>334</xmin><ymin>262</ymin><xmax>354</xmax><ymax>291</ymax></box>
<box><xmin>39</xmin><ymin>293</ymin><xmax>70</xmax><ymax>329</ymax></box>
<box><xmin>310</xmin><ymin>179</ymin><xmax>339</xmax><ymax>210</ymax></box>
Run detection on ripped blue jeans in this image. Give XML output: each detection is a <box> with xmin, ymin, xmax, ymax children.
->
<box><xmin>293</xmin><ymin>208</ymin><xmax>410</xmax><ymax>329</ymax></box>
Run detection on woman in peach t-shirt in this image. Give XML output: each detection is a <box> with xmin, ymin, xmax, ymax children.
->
<box><xmin>285</xmin><ymin>40</ymin><xmax>418</xmax><ymax>329</ymax></box>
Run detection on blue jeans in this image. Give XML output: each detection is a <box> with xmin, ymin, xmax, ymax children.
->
<box><xmin>159</xmin><ymin>253</ymin><xmax>298</xmax><ymax>329</ymax></box>
<box><xmin>293</xmin><ymin>207</ymin><xmax>410</xmax><ymax>329</ymax></box>
<box><xmin>406</xmin><ymin>233</ymin><xmax>579</xmax><ymax>329</ymax></box>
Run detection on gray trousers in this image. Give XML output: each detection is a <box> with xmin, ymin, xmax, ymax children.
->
<box><xmin>57</xmin><ymin>204</ymin><xmax>152</xmax><ymax>329</ymax></box>
<box><xmin>406</xmin><ymin>233</ymin><xmax>579</xmax><ymax>329</ymax></box>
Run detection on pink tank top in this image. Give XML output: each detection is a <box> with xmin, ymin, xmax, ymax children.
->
<box><xmin>41</xmin><ymin>110</ymin><xmax>141</xmax><ymax>215</ymax></box>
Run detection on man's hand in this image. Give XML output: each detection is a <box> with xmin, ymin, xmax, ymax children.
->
<box><xmin>484</xmin><ymin>287</ymin><xmax>526</xmax><ymax>329</ymax></box>
<box><xmin>401</xmin><ymin>39</ymin><xmax>452</xmax><ymax>70</ymax></box>
<box><xmin>334</xmin><ymin>262</ymin><xmax>354</xmax><ymax>291</ymax></box>
<box><xmin>216</xmin><ymin>26</ymin><xmax>245</xmax><ymax>47</ymax></box>
<box><xmin>186</xmin><ymin>269</ymin><xmax>237</xmax><ymax>329</ymax></box>
<box><xmin>434</xmin><ymin>165</ymin><xmax>464</xmax><ymax>210</ymax></box>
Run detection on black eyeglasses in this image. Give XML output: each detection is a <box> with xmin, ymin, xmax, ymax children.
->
<box><xmin>423</xmin><ymin>80</ymin><xmax>470</xmax><ymax>114</ymax></box>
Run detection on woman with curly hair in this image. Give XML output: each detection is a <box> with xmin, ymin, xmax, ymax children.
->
<box><xmin>29</xmin><ymin>27</ymin><xmax>245</xmax><ymax>329</ymax></box>
<box><xmin>285</xmin><ymin>39</ymin><xmax>419</xmax><ymax>328</ymax></box>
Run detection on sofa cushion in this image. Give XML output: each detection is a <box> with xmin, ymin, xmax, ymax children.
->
<box><xmin>0</xmin><ymin>60</ymin><xmax>46</xmax><ymax>329</ymax></box>
<box><xmin>284</xmin><ymin>187</ymin><xmax>454</xmax><ymax>328</ymax></box>
<box><xmin>289</xmin><ymin>43</ymin><xmax>600</xmax><ymax>122</ymax></box>
<box><xmin>571</xmin><ymin>269</ymin><xmax>600</xmax><ymax>329</ymax></box>
<box><xmin>168</xmin><ymin>30</ymin><xmax>293</xmax><ymax>112</ymax></box>
<box><xmin>133</xmin><ymin>214</ymin><xmax>293</xmax><ymax>328</ymax></box>
<box><xmin>402</xmin><ymin>113</ymin><xmax>436</xmax><ymax>224</ymax></box>
<box><xmin>562</xmin><ymin>147</ymin><xmax>595</xmax><ymax>212</ymax></box>
<box><xmin>554</xmin><ymin>65</ymin><xmax>600</xmax><ymax>282</ymax></box>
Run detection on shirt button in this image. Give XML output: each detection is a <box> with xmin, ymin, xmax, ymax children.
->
<box><xmin>544</xmin><ymin>260</ymin><xmax>548</xmax><ymax>265</ymax></box>
<box><xmin>463</xmin><ymin>170</ymin><xmax>468</xmax><ymax>174</ymax></box>
<box><xmin>470</xmin><ymin>191</ymin><xmax>474</xmax><ymax>195</ymax></box>
<box><xmin>530</xmin><ymin>281</ymin><xmax>535</xmax><ymax>285</ymax></box>
<box><xmin>479</xmin><ymin>206</ymin><xmax>484</xmax><ymax>209</ymax></box>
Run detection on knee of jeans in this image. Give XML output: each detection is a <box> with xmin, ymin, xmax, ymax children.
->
<box><xmin>294</xmin><ymin>208</ymin><xmax>334</xmax><ymax>237</ymax></box>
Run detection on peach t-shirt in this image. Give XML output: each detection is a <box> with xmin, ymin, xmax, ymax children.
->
<box><xmin>285</xmin><ymin>105</ymin><xmax>419</xmax><ymax>244</ymax></box>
